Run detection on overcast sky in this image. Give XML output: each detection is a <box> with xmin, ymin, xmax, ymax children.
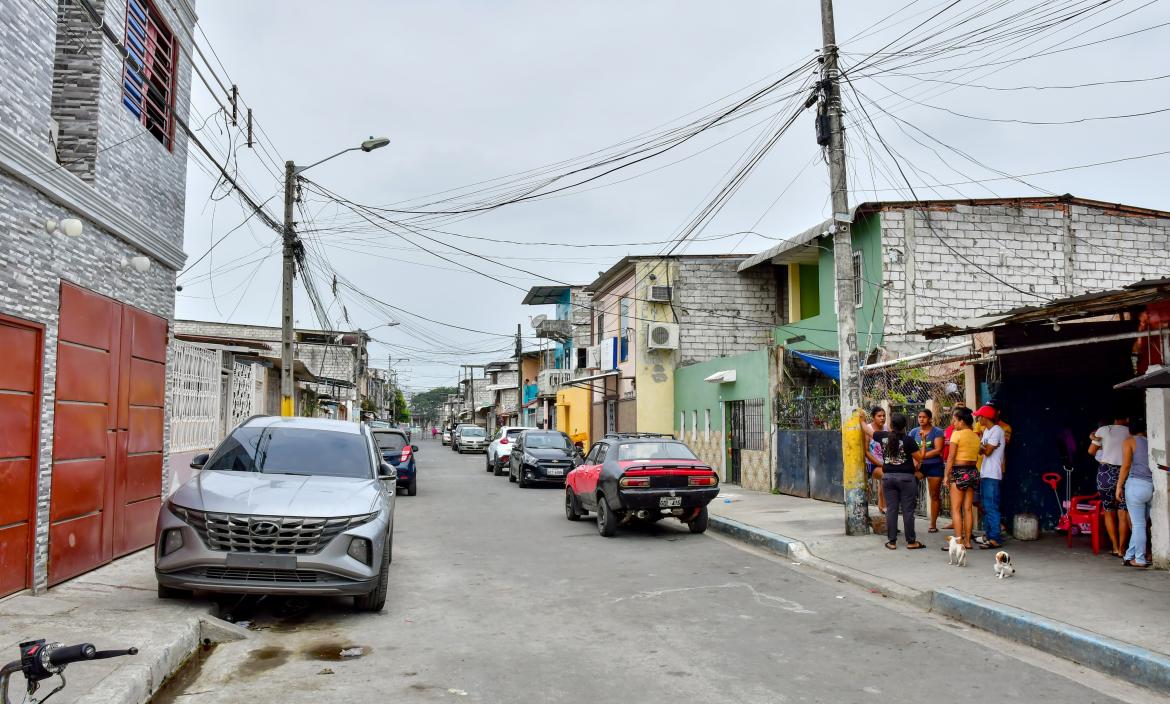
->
<box><xmin>176</xmin><ymin>0</ymin><xmax>1170</xmax><ymax>392</ymax></box>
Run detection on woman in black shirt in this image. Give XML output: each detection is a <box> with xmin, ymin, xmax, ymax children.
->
<box><xmin>873</xmin><ymin>412</ymin><xmax>925</xmax><ymax>550</ymax></box>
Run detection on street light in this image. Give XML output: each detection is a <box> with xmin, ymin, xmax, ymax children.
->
<box><xmin>364</xmin><ymin>321</ymin><xmax>401</xmax><ymax>332</ymax></box>
<box><xmin>280</xmin><ymin>136</ymin><xmax>391</xmax><ymax>417</ymax></box>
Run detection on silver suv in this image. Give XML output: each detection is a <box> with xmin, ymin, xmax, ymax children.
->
<box><xmin>155</xmin><ymin>416</ymin><xmax>396</xmax><ymax>611</ymax></box>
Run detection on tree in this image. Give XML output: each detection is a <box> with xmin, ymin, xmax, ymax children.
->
<box><xmin>410</xmin><ymin>386</ymin><xmax>456</xmax><ymax>425</ymax></box>
<box><xmin>394</xmin><ymin>389</ymin><xmax>410</xmax><ymax>423</ymax></box>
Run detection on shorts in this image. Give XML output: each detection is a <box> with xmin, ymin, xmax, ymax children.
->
<box><xmin>951</xmin><ymin>465</ymin><xmax>979</xmax><ymax>491</ymax></box>
<box><xmin>921</xmin><ymin>462</ymin><xmax>945</xmax><ymax>479</ymax></box>
<box><xmin>1097</xmin><ymin>463</ymin><xmax>1124</xmax><ymax>511</ymax></box>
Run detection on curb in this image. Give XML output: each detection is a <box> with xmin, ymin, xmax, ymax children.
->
<box><xmin>932</xmin><ymin>590</ymin><xmax>1170</xmax><ymax>695</ymax></box>
<box><xmin>708</xmin><ymin>514</ymin><xmax>928</xmax><ymax>606</ymax></box>
<box><xmin>72</xmin><ymin>615</ymin><xmax>248</xmax><ymax>704</ymax></box>
<box><xmin>709</xmin><ymin>513</ymin><xmax>1170</xmax><ymax>694</ymax></box>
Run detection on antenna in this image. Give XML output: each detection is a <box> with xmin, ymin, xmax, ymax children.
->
<box><xmin>530</xmin><ymin>314</ymin><xmax>547</xmax><ymax>329</ymax></box>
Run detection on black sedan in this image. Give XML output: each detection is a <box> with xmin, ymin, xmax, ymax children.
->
<box><xmin>564</xmin><ymin>434</ymin><xmax>718</xmax><ymax>537</ymax></box>
<box><xmin>508</xmin><ymin>430</ymin><xmax>580</xmax><ymax>487</ymax></box>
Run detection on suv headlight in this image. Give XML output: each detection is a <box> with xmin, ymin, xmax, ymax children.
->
<box><xmin>347</xmin><ymin>537</ymin><xmax>372</xmax><ymax>565</ymax></box>
<box><xmin>160</xmin><ymin>528</ymin><xmax>184</xmax><ymax>556</ymax></box>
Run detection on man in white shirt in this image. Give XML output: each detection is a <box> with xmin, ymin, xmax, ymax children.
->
<box><xmin>1089</xmin><ymin>414</ymin><xmax>1131</xmax><ymax>557</ymax></box>
<box><xmin>975</xmin><ymin>406</ymin><xmax>1006</xmax><ymax>548</ymax></box>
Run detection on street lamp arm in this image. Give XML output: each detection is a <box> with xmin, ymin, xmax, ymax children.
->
<box><xmin>293</xmin><ymin>147</ymin><xmax>360</xmax><ymax>175</ymax></box>
<box><xmin>293</xmin><ymin>137</ymin><xmax>391</xmax><ymax>175</ymax></box>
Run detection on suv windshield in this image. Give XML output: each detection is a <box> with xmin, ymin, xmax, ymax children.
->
<box><xmin>617</xmin><ymin>441</ymin><xmax>698</xmax><ymax>461</ymax></box>
<box><xmin>373</xmin><ymin>431</ymin><xmax>408</xmax><ymax>451</ymax></box>
<box><xmin>204</xmin><ymin>426</ymin><xmax>374</xmax><ymax>478</ymax></box>
<box><xmin>525</xmin><ymin>432</ymin><xmax>570</xmax><ymax>450</ymax></box>
<box><xmin>460</xmin><ymin>427</ymin><xmax>486</xmax><ymax>437</ymax></box>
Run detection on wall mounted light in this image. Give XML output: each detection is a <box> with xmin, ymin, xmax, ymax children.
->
<box><xmin>44</xmin><ymin>218</ymin><xmax>83</xmax><ymax>237</ymax></box>
<box><xmin>121</xmin><ymin>255</ymin><xmax>151</xmax><ymax>272</ymax></box>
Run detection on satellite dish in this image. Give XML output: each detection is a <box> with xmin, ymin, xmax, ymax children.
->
<box><xmin>530</xmin><ymin>314</ymin><xmax>547</xmax><ymax>329</ymax></box>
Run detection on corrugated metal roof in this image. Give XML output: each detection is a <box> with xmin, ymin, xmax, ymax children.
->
<box><xmin>919</xmin><ymin>278</ymin><xmax>1170</xmax><ymax>338</ymax></box>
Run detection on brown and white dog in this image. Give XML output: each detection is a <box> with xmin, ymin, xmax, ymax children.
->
<box><xmin>947</xmin><ymin>536</ymin><xmax>967</xmax><ymax>567</ymax></box>
<box><xmin>994</xmin><ymin>550</ymin><xmax>1015</xmax><ymax>579</ymax></box>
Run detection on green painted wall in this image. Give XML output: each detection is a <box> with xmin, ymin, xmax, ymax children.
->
<box><xmin>774</xmin><ymin>212</ymin><xmax>884</xmax><ymax>353</ymax></box>
<box><xmin>798</xmin><ymin>264</ymin><xmax>820</xmax><ymax>318</ymax></box>
<box><xmin>673</xmin><ymin>348</ymin><xmax>771</xmax><ymax>433</ymax></box>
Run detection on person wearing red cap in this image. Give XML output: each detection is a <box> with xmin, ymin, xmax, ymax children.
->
<box><xmin>975</xmin><ymin>405</ymin><xmax>1006</xmax><ymax>549</ymax></box>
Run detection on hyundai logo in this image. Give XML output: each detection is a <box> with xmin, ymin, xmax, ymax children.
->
<box><xmin>250</xmin><ymin>521</ymin><xmax>280</xmax><ymax>537</ymax></box>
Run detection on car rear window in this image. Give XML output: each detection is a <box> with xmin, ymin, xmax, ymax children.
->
<box><xmin>461</xmin><ymin>427</ymin><xmax>486</xmax><ymax>437</ymax></box>
<box><xmin>617</xmin><ymin>441</ymin><xmax>698</xmax><ymax>461</ymax></box>
<box><xmin>204</xmin><ymin>426</ymin><xmax>373</xmax><ymax>478</ymax></box>
<box><xmin>524</xmin><ymin>432</ymin><xmax>570</xmax><ymax>449</ymax></box>
<box><xmin>374</xmin><ymin>431</ymin><xmax>408</xmax><ymax>451</ymax></box>
<box><xmin>506</xmin><ymin>429</ymin><xmax>524</xmax><ymax>438</ymax></box>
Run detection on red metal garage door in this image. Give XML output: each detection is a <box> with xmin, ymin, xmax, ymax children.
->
<box><xmin>49</xmin><ymin>283</ymin><xmax>167</xmax><ymax>585</ymax></box>
<box><xmin>0</xmin><ymin>315</ymin><xmax>43</xmax><ymax>598</ymax></box>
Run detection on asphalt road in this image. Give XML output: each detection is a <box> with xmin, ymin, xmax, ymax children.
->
<box><xmin>156</xmin><ymin>437</ymin><xmax>1150</xmax><ymax>704</ymax></box>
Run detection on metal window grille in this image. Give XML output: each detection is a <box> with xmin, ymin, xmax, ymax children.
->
<box><xmin>852</xmin><ymin>251</ymin><xmax>863</xmax><ymax>308</ymax></box>
<box><xmin>168</xmin><ymin>341</ymin><xmax>221</xmax><ymax>452</ymax></box>
<box><xmin>231</xmin><ymin>362</ymin><xmax>257</xmax><ymax>429</ymax></box>
<box><xmin>122</xmin><ymin>0</ymin><xmax>178</xmax><ymax>150</ymax></box>
<box><xmin>742</xmin><ymin>398</ymin><xmax>766</xmax><ymax>451</ymax></box>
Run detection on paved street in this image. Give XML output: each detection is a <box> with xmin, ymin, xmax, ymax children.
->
<box><xmin>157</xmin><ymin>438</ymin><xmax>1149</xmax><ymax>703</ymax></box>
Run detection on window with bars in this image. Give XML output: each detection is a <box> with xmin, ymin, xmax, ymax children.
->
<box><xmin>852</xmin><ymin>251</ymin><xmax>864</xmax><ymax>308</ymax></box>
<box><xmin>743</xmin><ymin>398</ymin><xmax>766</xmax><ymax>451</ymax></box>
<box><xmin>122</xmin><ymin>0</ymin><xmax>178</xmax><ymax>150</ymax></box>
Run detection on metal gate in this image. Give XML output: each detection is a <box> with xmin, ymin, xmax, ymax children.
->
<box><xmin>727</xmin><ymin>401</ymin><xmax>744</xmax><ymax>484</ymax></box>
<box><xmin>775</xmin><ymin>392</ymin><xmax>844</xmax><ymax>502</ymax></box>
<box><xmin>0</xmin><ymin>315</ymin><xmax>43</xmax><ymax>597</ymax></box>
<box><xmin>49</xmin><ymin>283</ymin><xmax>168</xmax><ymax>584</ymax></box>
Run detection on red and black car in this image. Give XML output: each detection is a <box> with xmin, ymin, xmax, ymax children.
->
<box><xmin>564</xmin><ymin>433</ymin><xmax>719</xmax><ymax>537</ymax></box>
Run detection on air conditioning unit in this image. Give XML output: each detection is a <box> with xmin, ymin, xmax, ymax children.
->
<box><xmin>648</xmin><ymin>285</ymin><xmax>673</xmax><ymax>302</ymax></box>
<box><xmin>586</xmin><ymin>344</ymin><xmax>601</xmax><ymax>369</ymax></box>
<box><xmin>646</xmin><ymin>322</ymin><xmax>680</xmax><ymax>351</ymax></box>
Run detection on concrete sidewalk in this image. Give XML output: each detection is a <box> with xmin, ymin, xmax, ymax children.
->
<box><xmin>0</xmin><ymin>551</ymin><xmax>246</xmax><ymax>704</ymax></box>
<box><xmin>709</xmin><ymin>489</ymin><xmax>1170</xmax><ymax>694</ymax></box>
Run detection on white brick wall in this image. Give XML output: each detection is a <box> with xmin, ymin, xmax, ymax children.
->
<box><xmin>880</xmin><ymin>202</ymin><xmax>1170</xmax><ymax>353</ymax></box>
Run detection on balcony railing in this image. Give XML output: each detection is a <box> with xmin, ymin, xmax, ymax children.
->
<box><xmin>535</xmin><ymin>318</ymin><xmax>573</xmax><ymax>341</ymax></box>
<box><xmin>537</xmin><ymin>369</ymin><xmax>572</xmax><ymax>397</ymax></box>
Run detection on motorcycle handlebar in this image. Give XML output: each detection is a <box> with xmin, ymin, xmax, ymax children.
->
<box><xmin>92</xmin><ymin>648</ymin><xmax>138</xmax><ymax>660</ymax></box>
<box><xmin>46</xmin><ymin>643</ymin><xmax>96</xmax><ymax>667</ymax></box>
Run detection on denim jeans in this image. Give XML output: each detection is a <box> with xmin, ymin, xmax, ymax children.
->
<box><xmin>1124</xmin><ymin>478</ymin><xmax>1154</xmax><ymax>565</ymax></box>
<box><xmin>981</xmin><ymin>478</ymin><xmax>1002</xmax><ymax>543</ymax></box>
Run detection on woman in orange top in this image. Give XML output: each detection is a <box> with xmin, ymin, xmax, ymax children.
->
<box><xmin>944</xmin><ymin>407</ymin><xmax>980</xmax><ymax>550</ymax></box>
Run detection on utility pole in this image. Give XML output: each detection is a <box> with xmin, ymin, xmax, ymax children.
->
<box><xmin>819</xmin><ymin>0</ymin><xmax>868</xmax><ymax>535</ymax></box>
<box><xmin>280</xmin><ymin>160</ymin><xmax>297</xmax><ymax>417</ymax></box>
<box><xmin>515</xmin><ymin>323</ymin><xmax>523</xmax><ymax>427</ymax></box>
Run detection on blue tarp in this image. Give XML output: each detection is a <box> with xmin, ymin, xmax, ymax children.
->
<box><xmin>791</xmin><ymin>350</ymin><xmax>841</xmax><ymax>380</ymax></box>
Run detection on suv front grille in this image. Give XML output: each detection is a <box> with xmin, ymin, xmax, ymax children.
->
<box><xmin>198</xmin><ymin>567</ymin><xmax>322</xmax><ymax>583</ymax></box>
<box><xmin>172</xmin><ymin>507</ymin><xmax>375</xmax><ymax>554</ymax></box>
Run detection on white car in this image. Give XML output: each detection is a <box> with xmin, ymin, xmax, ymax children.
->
<box><xmin>486</xmin><ymin>426</ymin><xmax>528</xmax><ymax>476</ymax></box>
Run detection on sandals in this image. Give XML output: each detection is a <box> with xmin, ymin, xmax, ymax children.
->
<box><xmin>1123</xmin><ymin>560</ymin><xmax>1151</xmax><ymax>569</ymax></box>
<box><xmin>928</xmin><ymin>527</ymin><xmax>939</xmax><ymax>533</ymax></box>
<box><xmin>885</xmin><ymin>541</ymin><xmax>897</xmax><ymax>550</ymax></box>
<box><xmin>979</xmin><ymin>540</ymin><xmax>1002</xmax><ymax>550</ymax></box>
<box><xmin>906</xmin><ymin>541</ymin><xmax>925</xmax><ymax>550</ymax></box>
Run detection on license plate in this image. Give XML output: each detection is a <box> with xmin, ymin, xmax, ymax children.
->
<box><xmin>659</xmin><ymin>497</ymin><xmax>682</xmax><ymax>508</ymax></box>
<box><xmin>545</xmin><ymin>467</ymin><xmax>564</xmax><ymax>476</ymax></box>
<box><xmin>225</xmin><ymin>553</ymin><xmax>296</xmax><ymax>570</ymax></box>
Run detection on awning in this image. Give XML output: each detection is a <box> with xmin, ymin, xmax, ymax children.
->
<box><xmin>791</xmin><ymin>350</ymin><xmax>841</xmax><ymax>380</ymax></box>
<box><xmin>704</xmin><ymin>370</ymin><xmax>737</xmax><ymax>384</ymax></box>
<box><xmin>1114</xmin><ymin>365</ymin><xmax>1170</xmax><ymax>390</ymax></box>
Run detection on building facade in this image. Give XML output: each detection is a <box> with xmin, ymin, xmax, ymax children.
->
<box><xmin>0</xmin><ymin>0</ymin><xmax>197</xmax><ymax>595</ymax></box>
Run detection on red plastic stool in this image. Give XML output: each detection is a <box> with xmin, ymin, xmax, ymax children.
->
<box><xmin>1067</xmin><ymin>493</ymin><xmax>1103</xmax><ymax>554</ymax></box>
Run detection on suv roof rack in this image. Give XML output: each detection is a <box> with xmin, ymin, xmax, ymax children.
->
<box><xmin>603</xmin><ymin>432</ymin><xmax>676</xmax><ymax>440</ymax></box>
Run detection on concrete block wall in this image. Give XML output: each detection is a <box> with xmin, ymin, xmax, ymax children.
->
<box><xmin>675</xmin><ymin>257</ymin><xmax>778</xmax><ymax>366</ymax></box>
<box><xmin>880</xmin><ymin>203</ymin><xmax>1170</xmax><ymax>354</ymax></box>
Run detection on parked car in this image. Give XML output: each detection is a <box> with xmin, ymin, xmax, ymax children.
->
<box><xmin>155</xmin><ymin>416</ymin><xmax>397</xmax><ymax>612</ymax></box>
<box><xmin>373</xmin><ymin>428</ymin><xmax>418</xmax><ymax>496</ymax></box>
<box><xmin>509</xmin><ymin>430</ymin><xmax>580</xmax><ymax>487</ymax></box>
<box><xmin>564</xmin><ymin>434</ymin><xmax>718</xmax><ymax>537</ymax></box>
<box><xmin>450</xmin><ymin>424</ymin><xmax>471</xmax><ymax>452</ymax></box>
<box><xmin>455</xmin><ymin>425</ymin><xmax>488</xmax><ymax>453</ymax></box>
<box><xmin>441</xmin><ymin>428</ymin><xmax>451</xmax><ymax>445</ymax></box>
<box><xmin>486</xmin><ymin>426</ymin><xmax>527</xmax><ymax>476</ymax></box>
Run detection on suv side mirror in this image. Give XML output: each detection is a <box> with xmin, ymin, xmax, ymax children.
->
<box><xmin>411</xmin><ymin>445</ymin><xmax>419</xmax><ymax>452</ymax></box>
<box><xmin>379</xmin><ymin>462</ymin><xmax>397</xmax><ymax>480</ymax></box>
<box><xmin>190</xmin><ymin>453</ymin><xmax>209</xmax><ymax>470</ymax></box>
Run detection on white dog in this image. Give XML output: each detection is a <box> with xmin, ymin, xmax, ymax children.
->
<box><xmin>994</xmin><ymin>550</ymin><xmax>1015</xmax><ymax>579</ymax></box>
<box><xmin>947</xmin><ymin>536</ymin><xmax>967</xmax><ymax>567</ymax></box>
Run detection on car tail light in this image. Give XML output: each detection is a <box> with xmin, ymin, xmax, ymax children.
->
<box><xmin>688</xmin><ymin>475</ymin><xmax>718</xmax><ymax>487</ymax></box>
<box><xmin>399</xmin><ymin>445</ymin><xmax>412</xmax><ymax>462</ymax></box>
<box><xmin>500</xmin><ymin>437</ymin><xmax>509</xmax><ymax>445</ymax></box>
<box><xmin>619</xmin><ymin>476</ymin><xmax>651</xmax><ymax>488</ymax></box>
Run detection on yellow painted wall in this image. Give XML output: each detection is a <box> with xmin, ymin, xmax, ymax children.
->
<box><xmin>633</xmin><ymin>260</ymin><xmax>678</xmax><ymax>435</ymax></box>
<box><xmin>556</xmin><ymin>386</ymin><xmax>592</xmax><ymax>446</ymax></box>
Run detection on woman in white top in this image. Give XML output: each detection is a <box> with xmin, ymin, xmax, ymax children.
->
<box><xmin>1089</xmin><ymin>414</ymin><xmax>1131</xmax><ymax>558</ymax></box>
